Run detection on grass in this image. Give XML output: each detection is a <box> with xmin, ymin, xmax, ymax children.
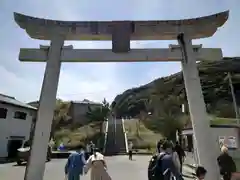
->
<box><xmin>124</xmin><ymin>119</ymin><xmax>162</xmax><ymax>152</ymax></box>
<box><xmin>123</xmin><ymin>116</ymin><xmax>239</xmax><ymax>152</ymax></box>
<box><xmin>53</xmin><ymin>121</ymin><xmax>107</xmax><ymax>150</ymax></box>
<box><xmin>234</xmin><ymin>159</ymin><xmax>240</xmax><ymax>171</ymax></box>
<box><xmin>210</xmin><ymin>117</ymin><xmax>239</xmax><ymax>126</ymax></box>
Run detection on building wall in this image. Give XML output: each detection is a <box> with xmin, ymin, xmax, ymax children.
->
<box><xmin>0</xmin><ymin>103</ymin><xmax>35</xmax><ymax>158</ymax></box>
<box><xmin>211</xmin><ymin>127</ymin><xmax>240</xmax><ymax>158</ymax></box>
<box><xmin>69</xmin><ymin>102</ymin><xmax>101</xmax><ymax>124</ymax></box>
<box><xmin>183</xmin><ymin>127</ymin><xmax>240</xmax><ymax>158</ymax></box>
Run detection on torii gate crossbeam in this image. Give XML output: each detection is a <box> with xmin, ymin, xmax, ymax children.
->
<box><xmin>19</xmin><ymin>46</ymin><xmax>222</xmax><ymax>62</ymax></box>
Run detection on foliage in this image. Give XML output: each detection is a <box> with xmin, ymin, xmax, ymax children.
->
<box><xmin>50</xmin><ymin>99</ymin><xmax>71</xmax><ymax>138</ymax></box>
<box><xmin>28</xmin><ymin>99</ymin><xmax>71</xmax><ymax>140</ymax></box>
<box><xmin>29</xmin><ymin>99</ymin><xmax>109</xmax><ymax>149</ymax></box>
<box><xmin>53</xmin><ymin>121</ymin><xmax>107</xmax><ymax>150</ymax></box>
<box><xmin>112</xmin><ymin>58</ymin><xmax>240</xmax><ymax>140</ymax></box>
<box><xmin>85</xmin><ymin>98</ymin><xmax>110</xmax><ymax>123</ymax></box>
<box><xmin>124</xmin><ymin>119</ymin><xmax>162</xmax><ymax>150</ymax></box>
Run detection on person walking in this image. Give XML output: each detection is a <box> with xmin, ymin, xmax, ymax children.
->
<box><xmin>195</xmin><ymin>166</ymin><xmax>207</xmax><ymax>180</ymax></box>
<box><xmin>172</xmin><ymin>146</ymin><xmax>181</xmax><ymax>174</ymax></box>
<box><xmin>157</xmin><ymin>141</ymin><xmax>182</xmax><ymax>180</ymax></box>
<box><xmin>85</xmin><ymin>142</ymin><xmax>91</xmax><ymax>160</ymax></box>
<box><xmin>174</xmin><ymin>141</ymin><xmax>186</xmax><ymax>173</ymax></box>
<box><xmin>89</xmin><ymin>141</ymin><xmax>95</xmax><ymax>155</ymax></box>
<box><xmin>157</xmin><ymin>139</ymin><xmax>164</xmax><ymax>153</ymax></box>
<box><xmin>128</xmin><ymin>141</ymin><xmax>133</xmax><ymax>160</ymax></box>
<box><xmin>84</xmin><ymin>148</ymin><xmax>111</xmax><ymax>180</ymax></box>
<box><xmin>217</xmin><ymin>145</ymin><xmax>236</xmax><ymax>180</ymax></box>
<box><xmin>65</xmin><ymin>145</ymin><xmax>86</xmax><ymax>180</ymax></box>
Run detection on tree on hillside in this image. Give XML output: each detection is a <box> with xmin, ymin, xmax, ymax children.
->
<box><xmin>50</xmin><ymin>99</ymin><xmax>71</xmax><ymax>139</ymax></box>
<box><xmin>86</xmin><ymin>98</ymin><xmax>110</xmax><ymax>134</ymax></box>
<box><xmin>149</xmin><ymin>95</ymin><xmax>185</xmax><ymax>141</ymax></box>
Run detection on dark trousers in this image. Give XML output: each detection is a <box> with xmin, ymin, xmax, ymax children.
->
<box><xmin>85</xmin><ymin>152</ymin><xmax>90</xmax><ymax>160</ymax></box>
<box><xmin>179</xmin><ymin>158</ymin><xmax>183</xmax><ymax>173</ymax></box>
<box><xmin>223</xmin><ymin>173</ymin><xmax>232</xmax><ymax>180</ymax></box>
<box><xmin>129</xmin><ymin>150</ymin><xmax>133</xmax><ymax>160</ymax></box>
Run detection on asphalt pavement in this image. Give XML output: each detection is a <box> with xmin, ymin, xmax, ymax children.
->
<box><xmin>0</xmin><ymin>155</ymin><xmax>194</xmax><ymax>180</ymax></box>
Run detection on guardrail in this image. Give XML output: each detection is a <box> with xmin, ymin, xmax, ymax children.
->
<box><xmin>122</xmin><ymin>118</ymin><xmax>129</xmax><ymax>153</ymax></box>
<box><xmin>103</xmin><ymin>120</ymin><xmax>109</xmax><ymax>154</ymax></box>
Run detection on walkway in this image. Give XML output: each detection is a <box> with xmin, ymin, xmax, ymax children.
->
<box><xmin>0</xmin><ymin>155</ymin><xmax>194</xmax><ymax>180</ymax></box>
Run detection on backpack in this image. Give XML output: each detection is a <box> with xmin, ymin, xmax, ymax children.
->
<box><xmin>148</xmin><ymin>153</ymin><xmax>166</xmax><ymax>180</ymax></box>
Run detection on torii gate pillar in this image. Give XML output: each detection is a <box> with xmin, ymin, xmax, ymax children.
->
<box><xmin>24</xmin><ymin>35</ymin><xmax>64</xmax><ymax>180</ymax></box>
<box><xmin>178</xmin><ymin>33</ymin><xmax>219</xmax><ymax>179</ymax></box>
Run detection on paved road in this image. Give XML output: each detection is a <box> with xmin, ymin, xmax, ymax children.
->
<box><xmin>0</xmin><ymin>155</ymin><xmax>194</xmax><ymax>180</ymax></box>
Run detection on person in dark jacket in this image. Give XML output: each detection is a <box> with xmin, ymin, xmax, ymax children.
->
<box><xmin>157</xmin><ymin>139</ymin><xmax>164</xmax><ymax>153</ymax></box>
<box><xmin>174</xmin><ymin>141</ymin><xmax>186</xmax><ymax>173</ymax></box>
<box><xmin>161</xmin><ymin>141</ymin><xmax>183</xmax><ymax>180</ymax></box>
<box><xmin>195</xmin><ymin>166</ymin><xmax>207</xmax><ymax>180</ymax></box>
<box><xmin>217</xmin><ymin>146</ymin><xmax>236</xmax><ymax>180</ymax></box>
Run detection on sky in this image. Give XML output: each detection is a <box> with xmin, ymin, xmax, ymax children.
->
<box><xmin>0</xmin><ymin>0</ymin><xmax>239</xmax><ymax>103</ymax></box>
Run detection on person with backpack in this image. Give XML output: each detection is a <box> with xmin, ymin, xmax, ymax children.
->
<box><xmin>65</xmin><ymin>145</ymin><xmax>86</xmax><ymax>180</ymax></box>
<box><xmin>148</xmin><ymin>140</ymin><xmax>182</xmax><ymax>180</ymax></box>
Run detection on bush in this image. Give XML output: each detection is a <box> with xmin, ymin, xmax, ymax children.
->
<box><xmin>128</xmin><ymin>137</ymin><xmax>155</xmax><ymax>150</ymax></box>
<box><xmin>53</xmin><ymin>122</ymin><xmax>105</xmax><ymax>150</ymax></box>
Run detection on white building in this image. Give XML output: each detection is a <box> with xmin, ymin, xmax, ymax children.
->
<box><xmin>0</xmin><ymin>94</ymin><xmax>37</xmax><ymax>159</ymax></box>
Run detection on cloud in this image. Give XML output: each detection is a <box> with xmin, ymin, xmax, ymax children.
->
<box><xmin>0</xmin><ymin>66</ymin><xmax>42</xmax><ymax>101</ymax></box>
<box><xmin>0</xmin><ymin>0</ymin><xmax>239</xmax><ymax>104</ymax></box>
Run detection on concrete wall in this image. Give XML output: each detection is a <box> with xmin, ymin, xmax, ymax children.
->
<box><xmin>0</xmin><ymin>103</ymin><xmax>36</xmax><ymax>158</ymax></box>
<box><xmin>183</xmin><ymin>126</ymin><xmax>240</xmax><ymax>158</ymax></box>
<box><xmin>69</xmin><ymin>102</ymin><xmax>101</xmax><ymax>124</ymax></box>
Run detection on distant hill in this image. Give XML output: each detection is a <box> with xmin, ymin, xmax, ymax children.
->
<box><xmin>113</xmin><ymin>57</ymin><xmax>240</xmax><ymax>118</ymax></box>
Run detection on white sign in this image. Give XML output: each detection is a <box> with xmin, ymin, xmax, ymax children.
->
<box><xmin>219</xmin><ymin>136</ymin><xmax>238</xmax><ymax>149</ymax></box>
<box><xmin>226</xmin><ymin>136</ymin><xmax>237</xmax><ymax>148</ymax></box>
<box><xmin>219</xmin><ymin>136</ymin><xmax>225</xmax><ymax>147</ymax></box>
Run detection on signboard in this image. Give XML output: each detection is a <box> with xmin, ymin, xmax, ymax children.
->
<box><xmin>226</xmin><ymin>136</ymin><xmax>237</xmax><ymax>148</ymax></box>
<box><xmin>219</xmin><ymin>136</ymin><xmax>225</xmax><ymax>147</ymax></box>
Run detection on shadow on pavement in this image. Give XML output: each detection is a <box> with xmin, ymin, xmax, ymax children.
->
<box><xmin>0</xmin><ymin>158</ymin><xmax>15</xmax><ymax>164</ymax></box>
<box><xmin>13</xmin><ymin>162</ymin><xmax>27</xmax><ymax>167</ymax></box>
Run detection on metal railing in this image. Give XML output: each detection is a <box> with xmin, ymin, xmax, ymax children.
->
<box><xmin>122</xmin><ymin>118</ymin><xmax>129</xmax><ymax>153</ymax></box>
<box><xmin>103</xmin><ymin>120</ymin><xmax>108</xmax><ymax>154</ymax></box>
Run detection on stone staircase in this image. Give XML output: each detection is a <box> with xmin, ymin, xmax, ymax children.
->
<box><xmin>104</xmin><ymin>118</ymin><xmax>116</xmax><ymax>156</ymax></box>
<box><xmin>115</xmin><ymin>119</ymin><xmax>127</xmax><ymax>154</ymax></box>
<box><xmin>104</xmin><ymin>118</ymin><xmax>127</xmax><ymax>156</ymax></box>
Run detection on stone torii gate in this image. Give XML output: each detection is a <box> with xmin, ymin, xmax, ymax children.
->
<box><xmin>14</xmin><ymin>11</ymin><xmax>229</xmax><ymax>180</ymax></box>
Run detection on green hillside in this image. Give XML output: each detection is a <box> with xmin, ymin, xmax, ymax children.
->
<box><xmin>113</xmin><ymin>58</ymin><xmax>240</xmax><ymax>119</ymax></box>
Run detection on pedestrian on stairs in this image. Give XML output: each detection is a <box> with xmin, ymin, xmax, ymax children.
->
<box><xmin>89</xmin><ymin>141</ymin><xmax>95</xmax><ymax>155</ymax></box>
<box><xmin>128</xmin><ymin>141</ymin><xmax>133</xmax><ymax>160</ymax></box>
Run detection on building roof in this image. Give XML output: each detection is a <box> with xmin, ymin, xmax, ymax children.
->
<box><xmin>0</xmin><ymin>94</ymin><xmax>37</xmax><ymax>110</ymax></box>
<box><xmin>71</xmin><ymin>99</ymin><xmax>102</xmax><ymax>105</ymax></box>
<box><xmin>14</xmin><ymin>11</ymin><xmax>229</xmax><ymax>40</ymax></box>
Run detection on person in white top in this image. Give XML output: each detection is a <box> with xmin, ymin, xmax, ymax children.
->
<box><xmin>128</xmin><ymin>141</ymin><xmax>133</xmax><ymax>160</ymax></box>
<box><xmin>84</xmin><ymin>148</ymin><xmax>111</xmax><ymax>180</ymax></box>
